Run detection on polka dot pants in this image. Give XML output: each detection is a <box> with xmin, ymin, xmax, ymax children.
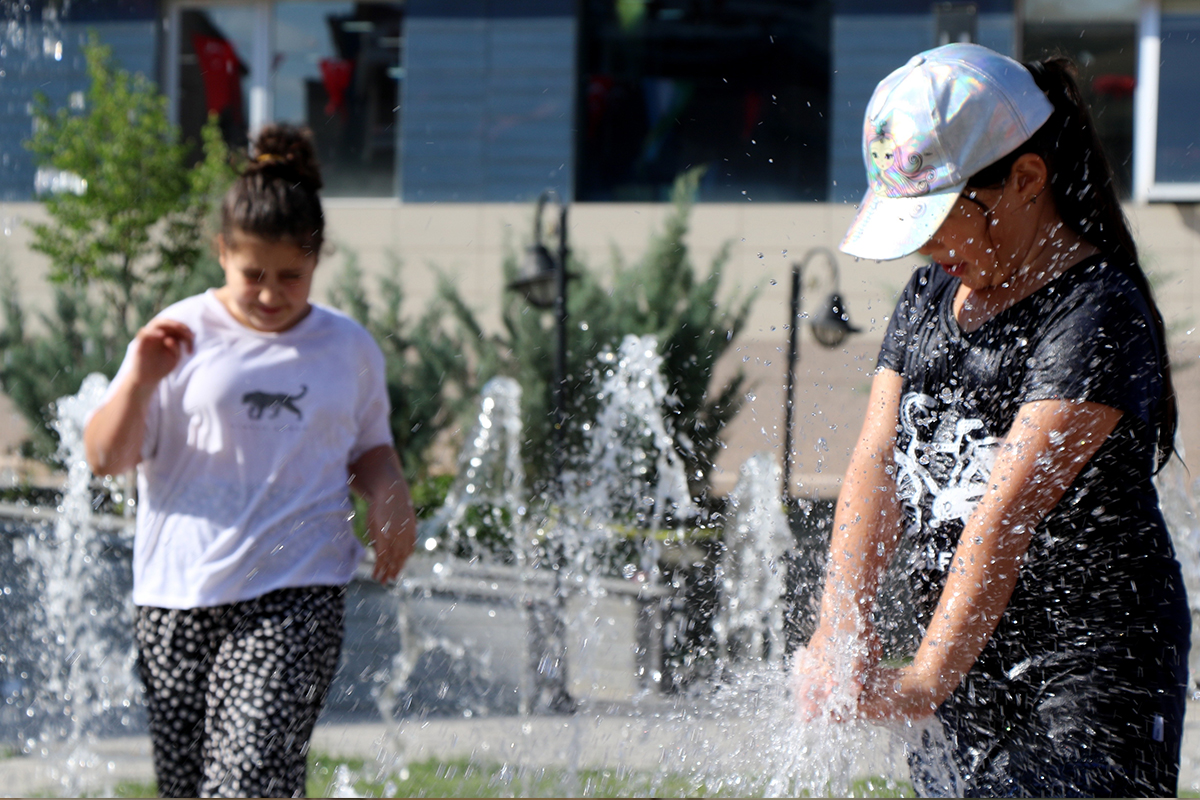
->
<box><xmin>134</xmin><ymin>585</ymin><xmax>345</xmax><ymax>798</ymax></box>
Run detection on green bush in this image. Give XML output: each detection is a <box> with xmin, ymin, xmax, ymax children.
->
<box><xmin>1</xmin><ymin>36</ymin><xmax>232</xmax><ymax>459</ymax></box>
<box><xmin>326</xmin><ymin>251</ymin><xmax>476</xmax><ymax>481</ymax></box>
<box><xmin>442</xmin><ymin>168</ymin><xmax>755</xmax><ymax>503</ymax></box>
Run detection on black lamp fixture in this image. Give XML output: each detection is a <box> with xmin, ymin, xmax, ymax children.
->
<box><xmin>782</xmin><ymin>247</ymin><xmax>860</xmax><ymax>500</ymax></box>
<box><xmin>506</xmin><ymin>189</ymin><xmax>570</xmax><ymax>480</ymax></box>
<box><xmin>805</xmin><ymin>247</ymin><xmax>861</xmax><ymax>347</ymax></box>
<box><xmin>509</xmin><ymin>192</ymin><xmax>563</xmax><ymax>310</ymax></box>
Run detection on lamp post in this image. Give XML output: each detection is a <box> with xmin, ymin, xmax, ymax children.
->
<box><xmin>781</xmin><ymin>247</ymin><xmax>860</xmax><ymax>502</ymax></box>
<box><xmin>508</xmin><ymin>190</ymin><xmax>570</xmax><ymax>483</ymax></box>
<box><xmin>507</xmin><ymin>191</ymin><xmax>576</xmax><ymax>715</ymax></box>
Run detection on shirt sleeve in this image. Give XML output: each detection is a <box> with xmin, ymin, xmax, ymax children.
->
<box><xmin>349</xmin><ymin>333</ymin><xmax>394</xmax><ymax>463</ymax></box>
<box><xmin>86</xmin><ymin>338</ymin><xmax>162</xmax><ymax>462</ymax></box>
<box><xmin>1018</xmin><ymin>274</ymin><xmax>1161</xmax><ymax>425</ymax></box>
<box><xmin>877</xmin><ymin>266</ymin><xmax>933</xmax><ymax>375</ymax></box>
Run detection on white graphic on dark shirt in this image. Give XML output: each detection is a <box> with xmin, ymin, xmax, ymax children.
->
<box><xmin>894</xmin><ymin>391</ymin><xmax>1000</xmax><ymax>574</ymax></box>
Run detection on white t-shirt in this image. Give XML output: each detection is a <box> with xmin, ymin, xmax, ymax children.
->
<box><xmin>103</xmin><ymin>291</ymin><xmax>392</xmax><ymax>609</ymax></box>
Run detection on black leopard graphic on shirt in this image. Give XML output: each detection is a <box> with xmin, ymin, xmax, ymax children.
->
<box><xmin>241</xmin><ymin>385</ymin><xmax>307</xmax><ymax>420</ymax></box>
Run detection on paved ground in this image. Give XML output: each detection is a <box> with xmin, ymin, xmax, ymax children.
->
<box><xmin>0</xmin><ymin>700</ymin><xmax>1195</xmax><ymax>797</ymax></box>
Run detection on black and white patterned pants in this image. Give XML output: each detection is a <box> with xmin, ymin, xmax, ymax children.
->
<box><xmin>134</xmin><ymin>585</ymin><xmax>345</xmax><ymax>798</ymax></box>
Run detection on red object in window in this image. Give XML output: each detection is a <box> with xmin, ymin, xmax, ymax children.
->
<box><xmin>191</xmin><ymin>33</ymin><xmax>244</xmax><ymax>119</ymax></box>
<box><xmin>1092</xmin><ymin>73</ymin><xmax>1136</xmax><ymax>98</ymax></box>
<box><xmin>586</xmin><ymin>75</ymin><xmax>614</xmax><ymax>139</ymax></box>
<box><xmin>742</xmin><ymin>91</ymin><xmax>763</xmax><ymax>141</ymax></box>
<box><xmin>320</xmin><ymin>59</ymin><xmax>354</xmax><ymax>116</ymax></box>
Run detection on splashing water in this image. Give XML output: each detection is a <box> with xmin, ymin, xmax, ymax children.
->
<box><xmin>714</xmin><ymin>451</ymin><xmax>790</xmax><ymax>670</ymax></box>
<box><xmin>328</xmin><ymin>764</ymin><xmax>363</xmax><ymax>797</ymax></box>
<box><xmin>378</xmin><ymin>377</ymin><xmax>535</xmax><ymax>736</ymax></box>
<box><xmin>561</xmin><ymin>334</ymin><xmax>697</xmax><ymax>578</ymax></box>
<box><xmin>422</xmin><ymin>377</ymin><xmax>530</xmax><ymax>565</ymax></box>
<box><xmin>1153</xmin><ymin>452</ymin><xmax>1200</xmax><ymax>699</ymax></box>
<box><xmin>18</xmin><ymin>373</ymin><xmax>137</xmax><ymax>794</ymax></box>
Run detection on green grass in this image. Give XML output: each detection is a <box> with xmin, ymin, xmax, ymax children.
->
<box><xmin>52</xmin><ymin>754</ymin><xmax>915</xmax><ymax>798</ymax></box>
<box><xmin>82</xmin><ymin>780</ymin><xmax>158</xmax><ymax>798</ymax></box>
<box><xmin>305</xmin><ymin>754</ymin><xmax>914</xmax><ymax>798</ymax></box>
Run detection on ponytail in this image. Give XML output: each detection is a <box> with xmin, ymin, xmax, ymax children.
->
<box><xmin>221</xmin><ymin>123</ymin><xmax>325</xmax><ymax>257</ymax></box>
<box><xmin>967</xmin><ymin>57</ymin><xmax>1177</xmax><ymax>471</ymax></box>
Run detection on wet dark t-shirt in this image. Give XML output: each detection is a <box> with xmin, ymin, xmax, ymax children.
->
<box><xmin>877</xmin><ymin>255</ymin><xmax>1189</xmax><ymax>680</ymax></box>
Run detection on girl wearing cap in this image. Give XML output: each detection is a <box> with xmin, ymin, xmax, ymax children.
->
<box><xmin>792</xmin><ymin>43</ymin><xmax>1191</xmax><ymax>796</ymax></box>
<box><xmin>84</xmin><ymin>124</ymin><xmax>417</xmax><ymax>797</ymax></box>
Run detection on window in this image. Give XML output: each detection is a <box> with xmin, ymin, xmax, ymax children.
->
<box><xmin>1155</xmin><ymin>0</ymin><xmax>1200</xmax><ymax>185</ymax></box>
<box><xmin>177</xmin><ymin>6</ymin><xmax>256</xmax><ymax>153</ymax></box>
<box><xmin>576</xmin><ymin>0</ymin><xmax>832</xmax><ymax>202</ymax></box>
<box><xmin>1022</xmin><ymin>0</ymin><xmax>1138</xmax><ymax>197</ymax></box>
<box><xmin>172</xmin><ymin>1</ymin><xmax>403</xmax><ymax>197</ymax></box>
<box><xmin>273</xmin><ymin>2</ymin><xmax>402</xmax><ymax>196</ymax></box>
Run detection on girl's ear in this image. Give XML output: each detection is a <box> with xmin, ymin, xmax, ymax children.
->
<box><xmin>1009</xmin><ymin>153</ymin><xmax>1049</xmax><ymax>203</ymax></box>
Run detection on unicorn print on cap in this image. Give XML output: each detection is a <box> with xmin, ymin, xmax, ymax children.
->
<box><xmin>867</xmin><ymin>119</ymin><xmax>938</xmax><ymax>198</ymax></box>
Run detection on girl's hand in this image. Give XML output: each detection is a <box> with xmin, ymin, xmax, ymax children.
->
<box><xmin>857</xmin><ymin>664</ymin><xmax>941</xmax><ymax>723</ymax></box>
<box><xmin>129</xmin><ymin>319</ymin><xmax>194</xmax><ymax>387</ymax></box>
<box><xmin>791</xmin><ymin>622</ymin><xmax>881</xmax><ymax>723</ymax></box>
<box><xmin>348</xmin><ymin>445</ymin><xmax>418</xmax><ymax>584</ymax></box>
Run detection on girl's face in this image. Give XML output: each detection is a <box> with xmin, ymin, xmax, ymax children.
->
<box><xmin>216</xmin><ymin>232</ymin><xmax>317</xmax><ymax>333</ymax></box>
<box><xmin>917</xmin><ymin>189</ymin><xmax>1007</xmax><ymax>290</ymax></box>
<box><xmin>917</xmin><ymin>154</ymin><xmax>1049</xmax><ymax>292</ymax></box>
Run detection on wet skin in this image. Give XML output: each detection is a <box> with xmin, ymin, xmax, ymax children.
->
<box><xmin>917</xmin><ymin>154</ymin><xmax>1097</xmax><ymax>332</ymax></box>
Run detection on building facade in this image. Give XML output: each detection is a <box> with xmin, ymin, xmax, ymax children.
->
<box><xmin>0</xmin><ymin>0</ymin><xmax>1191</xmax><ymax>205</ymax></box>
<box><xmin>4</xmin><ymin>0</ymin><xmax>1200</xmax><ymax>491</ymax></box>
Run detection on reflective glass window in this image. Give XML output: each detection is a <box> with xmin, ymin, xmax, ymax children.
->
<box><xmin>272</xmin><ymin>2</ymin><xmax>403</xmax><ymax>197</ymax></box>
<box><xmin>1156</xmin><ymin>0</ymin><xmax>1200</xmax><ymax>183</ymax></box>
<box><xmin>1023</xmin><ymin>0</ymin><xmax>1137</xmax><ymax>196</ymax></box>
<box><xmin>178</xmin><ymin>5</ymin><xmax>256</xmax><ymax>153</ymax></box>
<box><xmin>577</xmin><ymin>0</ymin><xmax>832</xmax><ymax>202</ymax></box>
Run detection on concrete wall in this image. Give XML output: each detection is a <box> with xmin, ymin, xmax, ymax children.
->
<box><xmin>2</xmin><ymin>199</ymin><xmax>1199</xmax><ymax>497</ymax></box>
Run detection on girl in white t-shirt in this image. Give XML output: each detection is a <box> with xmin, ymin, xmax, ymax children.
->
<box><xmin>84</xmin><ymin>124</ymin><xmax>416</xmax><ymax>798</ymax></box>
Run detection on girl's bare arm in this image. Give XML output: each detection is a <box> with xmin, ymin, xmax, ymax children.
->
<box><xmin>857</xmin><ymin>399</ymin><xmax>1122</xmax><ymax>721</ymax></box>
<box><xmin>348</xmin><ymin>444</ymin><xmax>418</xmax><ymax>584</ymax></box>
<box><xmin>85</xmin><ymin>319</ymin><xmax>193</xmax><ymax>476</ymax></box>
<box><xmin>795</xmin><ymin>369</ymin><xmax>906</xmax><ymax>718</ymax></box>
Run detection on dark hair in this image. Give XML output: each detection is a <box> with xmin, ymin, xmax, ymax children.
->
<box><xmin>221</xmin><ymin>124</ymin><xmax>324</xmax><ymax>256</ymax></box>
<box><xmin>966</xmin><ymin>57</ymin><xmax>1178</xmax><ymax>471</ymax></box>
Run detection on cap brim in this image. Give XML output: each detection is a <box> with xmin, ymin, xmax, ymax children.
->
<box><xmin>839</xmin><ymin>186</ymin><xmax>963</xmax><ymax>261</ymax></box>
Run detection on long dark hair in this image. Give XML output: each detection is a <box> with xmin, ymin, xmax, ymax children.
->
<box><xmin>221</xmin><ymin>124</ymin><xmax>325</xmax><ymax>256</ymax></box>
<box><xmin>966</xmin><ymin>57</ymin><xmax>1177</xmax><ymax>471</ymax></box>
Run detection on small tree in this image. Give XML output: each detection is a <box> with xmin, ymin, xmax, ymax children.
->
<box><xmin>2</xmin><ymin>36</ymin><xmax>232</xmax><ymax>459</ymax></box>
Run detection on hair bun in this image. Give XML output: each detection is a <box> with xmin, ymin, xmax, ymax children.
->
<box><xmin>249</xmin><ymin>124</ymin><xmax>323</xmax><ymax>190</ymax></box>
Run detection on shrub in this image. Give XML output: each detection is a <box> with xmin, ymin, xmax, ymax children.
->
<box><xmin>325</xmin><ymin>250</ymin><xmax>477</xmax><ymax>482</ymax></box>
<box><xmin>442</xmin><ymin>168</ymin><xmax>755</xmax><ymax>503</ymax></box>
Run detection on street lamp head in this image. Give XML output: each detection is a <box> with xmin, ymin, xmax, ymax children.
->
<box><xmin>510</xmin><ymin>243</ymin><xmax>558</xmax><ymax>309</ymax></box>
<box><xmin>810</xmin><ymin>292</ymin><xmax>861</xmax><ymax>348</ymax></box>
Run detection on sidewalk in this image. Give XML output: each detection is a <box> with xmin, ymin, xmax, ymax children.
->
<box><xmin>1</xmin><ymin>700</ymin><xmax>1196</xmax><ymax>797</ymax></box>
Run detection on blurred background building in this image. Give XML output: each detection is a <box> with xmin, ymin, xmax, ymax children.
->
<box><xmin>3</xmin><ymin>0</ymin><xmax>1200</xmax><ymax>493</ymax></box>
<box><xmin>0</xmin><ymin>0</ymin><xmax>1189</xmax><ymax>204</ymax></box>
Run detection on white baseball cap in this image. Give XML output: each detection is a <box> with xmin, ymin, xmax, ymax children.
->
<box><xmin>839</xmin><ymin>43</ymin><xmax>1054</xmax><ymax>261</ymax></box>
